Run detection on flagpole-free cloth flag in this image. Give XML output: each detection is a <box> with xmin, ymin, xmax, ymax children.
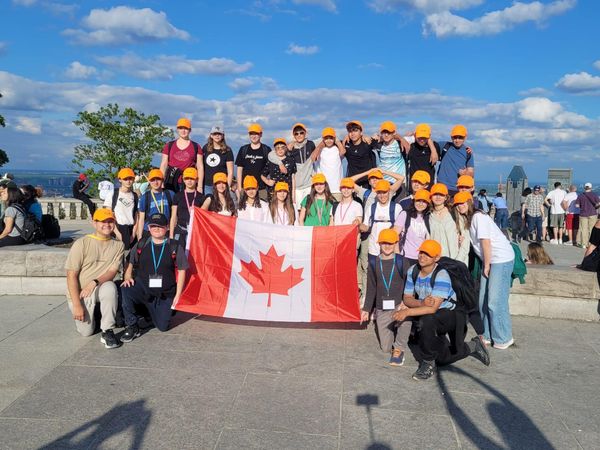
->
<box><xmin>174</xmin><ymin>209</ymin><xmax>361</xmax><ymax>322</ymax></box>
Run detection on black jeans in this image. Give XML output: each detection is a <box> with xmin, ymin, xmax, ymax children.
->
<box><xmin>121</xmin><ymin>281</ymin><xmax>173</xmax><ymax>332</ymax></box>
<box><xmin>75</xmin><ymin>193</ymin><xmax>96</xmax><ymax>216</ymax></box>
<box><xmin>416</xmin><ymin>308</ymin><xmax>471</xmax><ymax>365</ymax></box>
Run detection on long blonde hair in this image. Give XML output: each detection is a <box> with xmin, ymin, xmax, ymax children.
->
<box><xmin>527</xmin><ymin>243</ymin><xmax>554</xmax><ymax>265</ymax></box>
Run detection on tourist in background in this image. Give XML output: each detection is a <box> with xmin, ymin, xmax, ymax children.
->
<box><xmin>20</xmin><ymin>184</ymin><xmax>43</xmax><ymax>222</ymax></box>
<box><xmin>545</xmin><ymin>182</ymin><xmax>566</xmax><ymax>244</ymax></box>
<box><xmin>526</xmin><ymin>243</ymin><xmax>554</xmax><ymax>265</ymax></box>
<box><xmin>72</xmin><ymin>173</ymin><xmax>96</xmax><ymax>217</ymax></box>
<box><xmin>562</xmin><ymin>184</ymin><xmax>580</xmax><ymax>246</ymax></box>
<box><xmin>0</xmin><ymin>185</ymin><xmax>27</xmax><ymax>247</ymax></box>
<box><xmin>522</xmin><ymin>185</ymin><xmax>545</xmax><ymax>243</ymax></box>
<box><xmin>493</xmin><ymin>192</ymin><xmax>510</xmax><ymax>239</ymax></box>
<box><xmin>576</xmin><ymin>183</ymin><xmax>600</xmax><ymax>248</ymax></box>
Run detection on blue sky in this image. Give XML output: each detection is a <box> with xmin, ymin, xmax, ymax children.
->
<box><xmin>1</xmin><ymin>0</ymin><xmax>599</xmax><ymax>182</ymax></box>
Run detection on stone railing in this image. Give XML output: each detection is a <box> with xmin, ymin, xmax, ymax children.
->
<box><xmin>38</xmin><ymin>197</ymin><xmax>104</xmax><ymax>221</ymax></box>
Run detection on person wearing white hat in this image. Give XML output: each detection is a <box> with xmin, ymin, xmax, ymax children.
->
<box><xmin>203</xmin><ymin>126</ymin><xmax>234</xmax><ymax>195</ymax></box>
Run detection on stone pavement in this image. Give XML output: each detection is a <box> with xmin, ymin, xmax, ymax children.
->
<box><xmin>0</xmin><ymin>296</ymin><xmax>599</xmax><ymax>449</ymax></box>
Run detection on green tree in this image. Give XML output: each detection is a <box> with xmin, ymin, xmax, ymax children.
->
<box><xmin>72</xmin><ymin>103</ymin><xmax>172</xmax><ymax>183</ymax></box>
<box><xmin>0</xmin><ymin>92</ymin><xmax>8</xmax><ymax>168</ymax></box>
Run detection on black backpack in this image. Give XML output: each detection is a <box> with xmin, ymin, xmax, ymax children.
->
<box><xmin>41</xmin><ymin>214</ymin><xmax>61</xmax><ymax>239</ymax></box>
<box><xmin>12</xmin><ymin>204</ymin><xmax>44</xmax><ymax>243</ymax></box>
<box><xmin>411</xmin><ymin>257</ymin><xmax>478</xmax><ymax>312</ymax></box>
<box><xmin>132</xmin><ymin>236</ymin><xmax>180</xmax><ymax>272</ymax></box>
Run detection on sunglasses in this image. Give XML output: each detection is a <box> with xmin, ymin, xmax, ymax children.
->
<box><xmin>451</xmin><ymin>136</ymin><xmax>465</xmax><ymax>140</ymax></box>
<box><xmin>294</xmin><ymin>131</ymin><xmax>305</xmax><ymax>136</ymax></box>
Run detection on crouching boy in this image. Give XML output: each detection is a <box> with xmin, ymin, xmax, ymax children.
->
<box><xmin>120</xmin><ymin>213</ymin><xmax>188</xmax><ymax>341</ymax></box>
<box><xmin>361</xmin><ymin>229</ymin><xmax>411</xmax><ymax>366</ymax></box>
<box><xmin>393</xmin><ymin>239</ymin><xmax>490</xmax><ymax>381</ymax></box>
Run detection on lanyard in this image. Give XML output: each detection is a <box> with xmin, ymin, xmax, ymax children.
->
<box><xmin>277</xmin><ymin>206</ymin><xmax>287</xmax><ymax>225</ymax></box>
<box><xmin>150</xmin><ymin>191</ymin><xmax>164</xmax><ymax>214</ymax></box>
<box><xmin>151</xmin><ymin>240</ymin><xmax>167</xmax><ymax>275</ymax></box>
<box><xmin>338</xmin><ymin>201</ymin><xmax>351</xmax><ymax>224</ymax></box>
<box><xmin>379</xmin><ymin>255</ymin><xmax>396</xmax><ymax>297</ymax></box>
<box><xmin>184</xmin><ymin>190</ymin><xmax>197</xmax><ymax>213</ymax></box>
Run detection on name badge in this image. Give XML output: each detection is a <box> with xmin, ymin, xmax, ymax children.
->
<box><xmin>149</xmin><ymin>275</ymin><xmax>163</xmax><ymax>288</ymax></box>
<box><xmin>382</xmin><ymin>298</ymin><xmax>396</xmax><ymax>311</ymax></box>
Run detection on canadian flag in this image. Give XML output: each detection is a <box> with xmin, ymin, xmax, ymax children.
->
<box><xmin>174</xmin><ymin>209</ymin><xmax>361</xmax><ymax>322</ymax></box>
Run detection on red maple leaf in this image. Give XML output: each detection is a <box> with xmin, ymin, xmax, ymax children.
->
<box><xmin>239</xmin><ymin>245</ymin><xmax>304</xmax><ymax>307</ymax></box>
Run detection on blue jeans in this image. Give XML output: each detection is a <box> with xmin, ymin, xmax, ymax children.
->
<box><xmin>494</xmin><ymin>208</ymin><xmax>508</xmax><ymax>229</ymax></box>
<box><xmin>526</xmin><ymin>215</ymin><xmax>543</xmax><ymax>241</ymax></box>
<box><xmin>479</xmin><ymin>260</ymin><xmax>513</xmax><ymax>345</ymax></box>
<box><xmin>203</xmin><ymin>185</ymin><xmax>213</xmax><ymax>196</ymax></box>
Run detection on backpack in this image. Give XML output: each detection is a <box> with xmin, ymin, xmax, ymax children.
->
<box><xmin>142</xmin><ymin>190</ymin><xmax>173</xmax><ymax>217</ymax></box>
<box><xmin>510</xmin><ymin>242</ymin><xmax>527</xmax><ymax>287</ymax></box>
<box><xmin>164</xmin><ymin>140</ymin><xmax>201</xmax><ymax>191</ymax></box>
<box><xmin>12</xmin><ymin>204</ymin><xmax>44</xmax><ymax>243</ymax></box>
<box><xmin>368</xmin><ymin>254</ymin><xmax>404</xmax><ymax>279</ymax></box>
<box><xmin>41</xmin><ymin>214</ymin><xmax>61</xmax><ymax>239</ymax></box>
<box><xmin>411</xmin><ymin>257</ymin><xmax>478</xmax><ymax>312</ymax></box>
<box><xmin>132</xmin><ymin>236</ymin><xmax>180</xmax><ymax>273</ymax></box>
<box><xmin>399</xmin><ymin>211</ymin><xmax>431</xmax><ymax>250</ymax></box>
<box><xmin>112</xmin><ymin>190</ymin><xmax>139</xmax><ymax>219</ymax></box>
<box><xmin>368</xmin><ymin>200</ymin><xmax>398</xmax><ymax>230</ymax></box>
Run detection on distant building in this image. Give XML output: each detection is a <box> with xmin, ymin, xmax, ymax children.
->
<box><xmin>547</xmin><ymin>169</ymin><xmax>572</xmax><ymax>191</ymax></box>
<box><xmin>506</xmin><ymin>165</ymin><xmax>528</xmax><ymax>213</ymax></box>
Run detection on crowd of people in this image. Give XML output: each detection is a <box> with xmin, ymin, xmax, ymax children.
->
<box><xmin>7</xmin><ymin>118</ymin><xmax>599</xmax><ymax>381</ymax></box>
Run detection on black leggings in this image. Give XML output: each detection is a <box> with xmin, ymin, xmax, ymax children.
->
<box><xmin>0</xmin><ymin>235</ymin><xmax>26</xmax><ymax>247</ymax></box>
<box><xmin>75</xmin><ymin>194</ymin><xmax>96</xmax><ymax>216</ymax></box>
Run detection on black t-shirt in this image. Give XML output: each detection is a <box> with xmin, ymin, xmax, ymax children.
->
<box><xmin>203</xmin><ymin>147</ymin><xmax>234</xmax><ymax>188</ymax></box>
<box><xmin>235</xmin><ymin>143</ymin><xmax>271</xmax><ymax>189</ymax></box>
<box><xmin>289</xmin><ymin>140</ymin><xmax>316</xmax><ymax>164</ymax></box>
<box><xmin>173</xmin><ymin>190</ymin><xmax>206</xmax><ymax>228</ymax></box>
<box><xmin>262</xmin><ymin>156</ymin><xmax>297</xmax><ymax>189</ymax></box>
<box><xmin>72</xmin><ymin>180</ymin><xmax>86</xmax><ymax>197</ymax></box>
<box><xmin>344</xmin><ymin>140</ymin><xmax>377</xmax><ymax>186</ymax></box>
<box><xmin>590</xmin><ymin>226</ymin><xmax>600</xmax><ymax>247</ymax></box>
<box><xmin>408</xmin><ymin>141</ymin><xmax>440</xmax><ymax>180</ymax></box>
<box><xmin>132</xmin><ymin>239</ymin><xmax>189</xmax><ymax>297</ymax></box>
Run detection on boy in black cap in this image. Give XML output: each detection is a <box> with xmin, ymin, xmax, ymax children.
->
<box><xmin>120</xmin><ymin>213</ymin><xmax>189</xmax><ymax>341</ymax></box>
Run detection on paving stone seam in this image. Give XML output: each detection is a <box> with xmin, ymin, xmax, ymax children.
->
<box><xmin>447</xmin><ymin>414</ymin><xmax>464</xmax><ymax>449</ymax></box>
<box><xmin>574</xmin><ymin>324</ymin><xmax>600</xmax><ymax>359</ymax></box>
<box><xmin>220</xmin><ymin>425</ymin><xmax>339</xmax><ymax>439</ymax></box>
<box><xmin>0</xmin><ymin>300</ymin><xmax>66</xmax><ymax>344</ymax></box>
<box><xmin>213</xmin><ymin>372</ymin><xmax>250</xmax><ymax>450</ymax></box>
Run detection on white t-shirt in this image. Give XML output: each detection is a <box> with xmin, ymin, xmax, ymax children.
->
<box><xmin>271</xmin><ymin>205</ymin><xmax>297</xmax><ymax>226</ymax></box>
<box><xmin>98</xmin><ymin>180</ymin><xmax>114</xmax><ymax>201</ymax></box>
<box><xmin>237</xmin><ymin>200</ymin><xmax>271</xmax><ymax>223</ymax></box>
<box><xmin>104</xmin><ymin>190</ymin><xmax>136</xmax><ymax>225</ymax></box>
<box><xmin>317</xmin><ymin>146</ymin><xmax>343</xmax><ymax>194</ymax></box>
<box><xmin>363</xmin><ymin>201</ymin><xmax>402</xmax><ymax>255</ymax></box>
<box><xmin>563</xmin><ymin>191</ymin><xmax>580</xmax><ymax>214</ymax></box>
<box><xmin>546</xmin><ymin>188</ymin><xmax>566</xmax><ymax>215</ymax></box>
<box><xmin>333</xmin><ymin>199</ymin><xmax>363</xmax><ymax>225</ymax></box>
<box><xmin>469</xmin><ymin>212</ymin><xmax>514</xmax><ymax>264</ymax></box>
<box><xmin>355</xmin><ymin>186</ymin><xmax>377</xmax><ymax>216</ymax></box>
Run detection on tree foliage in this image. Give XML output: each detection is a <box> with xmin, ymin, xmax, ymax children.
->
<box><xmin>0</xmin><ymin>93</ymin><xmax>7</xmax><ymax>167</ymax></box>
<box><xmin>72</xmin><ymin>103</ymin><xmax>172</xmax><ymax>182</ymax></box>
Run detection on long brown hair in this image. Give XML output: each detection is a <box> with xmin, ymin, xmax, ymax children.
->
<box><xmin>269</xmin><ymin>190</ymin><xmax>295</xmax><ymax>225</ymax></box>
<box><xmin>527</xmin><ymin>243</ymin><xmax>554</xmax><ymax>265</ymax></box>
<box><xmin>205</xmin><ymin>134</ymin><xmax>230</xmax><ymax>154</ymax></box>
<box><xmin>209</xmin><ymin>187</ymin><xmax>237</xmax><ymax>216</ymax></box>
<box><xmin>453</xmin><ymin>198</ymin><xmax>482</xmax><ymax>230</ymax></box>
<box><xmin>239</xmin><ymin>190</ymin><xmax>262</xmax><ymax>210</ymax></box>
<box><xmin>304</xmin><ymin>182</ymin><xmax>335</xmax><ymax>215</ymax></box>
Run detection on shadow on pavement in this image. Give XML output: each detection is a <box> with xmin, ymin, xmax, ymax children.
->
<box><xmin>37</xmin><ymin>399</ymin><xmax>152</xmax><ymax>450</ymax></box>
<box><xmin>356</xmin><ymin>394</ymin><xmax>392</xmax><ymax>450</ymax></box>
<box><xmin>195</xmin><ymin>315</ymin><xmax>364</xmax><ymax>330</ymax></box>
<box><xmin>437</xmin><ymin>366</ymin><xmax>554</xmax><ymax>449</ymax></box>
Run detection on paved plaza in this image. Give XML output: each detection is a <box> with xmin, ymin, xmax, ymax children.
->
<box><xmin>0</xmin><ymin>295</ymin><xmax>598</xmax><ymax>449</ymax></box>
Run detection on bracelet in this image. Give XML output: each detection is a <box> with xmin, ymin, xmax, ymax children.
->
<box><xmin>92</xmin><ymin>279</ymin><xmax>99</xmax><ymax>286</ymax></box>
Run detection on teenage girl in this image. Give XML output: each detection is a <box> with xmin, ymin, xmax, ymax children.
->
<box><xmin>299</xmin><ymin>173</ymin><xmax>335</xmax><ymax>226</ymax></box>
<box><xmin>429</xmin><ymin>183</ymin><xmax>469</xmax><ymax>265</ymax></box>
<box><xmin>170</xmin><ymin>167</ymin><xmax>205</xmax><ymax>244</ymax></box>
<box><xmin>269</xmin><ymin>182</ymin><xmax>296</xmax><ymax>225</ymax></box>
<box><xmin>237</xmin><ymin>175</ymin><xmax>270</xmax><ymax>222</ymax></box>
<box><xmin>201</xmin><ymin>172</ymin><xmax>237</xmax><ymax>217</ymax></box>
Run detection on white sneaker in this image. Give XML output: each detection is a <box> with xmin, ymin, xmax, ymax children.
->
<box><xmin>550</xmin><ymin>239</ymin><xmax>558</xmax><ymax>245</ymax></box>
<box><xmin>564</xmin><ymin>241</ymin><xmax>572</xmax><ymax>245</ymax></box>
<box><xmin>493</xmin><ymin>338</ymin><xmax>514</xmax><ymax>350</ymax></box>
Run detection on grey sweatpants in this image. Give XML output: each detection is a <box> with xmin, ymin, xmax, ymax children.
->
<box><xmin>375</xmin><ymin>309</ymin><xmax>412</xmax><ymax>353</ymax></box>
<box><xmin>67</xmin><ymin>281</ymin><xmax>118</xmax><ymax>337</ymax></box>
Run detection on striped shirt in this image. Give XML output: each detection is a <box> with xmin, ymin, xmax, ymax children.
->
<box><xmin>404</xmin><ymin>265</ymin><xmax>456</xmax><ymax>310</ymax></box>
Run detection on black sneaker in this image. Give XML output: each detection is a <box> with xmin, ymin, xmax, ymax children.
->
<box><xmin>121</xmin><ymin>325</ymin><xmax>140</xmax><ymax>343</ymax></box>
<box><xmin>412</xmin><ymin>360</ymin><xmax>436</xmax><ymax>381</ymax></box>
<box><xmin>470</xmin><ymin>336</ymin><xmax>491</xmax><ymax>366</ymax></box>
<box><xmin>100</xmin><ymin>329</ymin><xmax>121</xmax><ymax>349</ymax></box>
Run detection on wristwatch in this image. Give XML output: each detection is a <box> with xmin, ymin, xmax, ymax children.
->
<box><xmin>92</xmin><ymin>279</ymin><xmax>100</xmax><ymax>286</ymax></box>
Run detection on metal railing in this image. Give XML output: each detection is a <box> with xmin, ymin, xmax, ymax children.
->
<box><xmin>38</xmin><ymin>197</ymin><xmax>104</xmax><ymax>220</ymax></box>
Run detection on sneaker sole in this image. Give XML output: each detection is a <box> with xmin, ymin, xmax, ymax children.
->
<box><xmin>493</xmin><ymin>340</ymin><xmax>515</xmax><ymax>350</ymax></box>
<box><xmin>120</xmin><ymin>333</ymin><xmax>140</xmax><ymax>343</ymax></box>
<box><xmin>100</xmin><ymin>337</ymin><xmax>120</xmax><ymax>349</ymax></box>
<box><xmin>389</xmin><ymin>361</ymin><xmax>404</xmax><ymax>367</ymax></box>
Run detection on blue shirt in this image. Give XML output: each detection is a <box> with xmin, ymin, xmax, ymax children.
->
<box><xmin>378</xmin><ymin>140</ymin><xmax>406</xmax><ymax>180</ymax></box>
<box><xmin>27</xmin><ymin>201</ymin><xmax>43</xmax><ymax>222</ymax></box>
<box><xmin>138</xmin><ymin>191</ymin><xmax>172</xmax><ymax>230</ymax></box>
<box><xmin>437</xmin><ymin>143</ymin><xmax>474</xmax><ymax>187</ymax></box>
<box><xmin>404</xmin><ymin>265</ymin><xmax>456</xmax><ymax>310</ymax></box>
<box><xmin>493</xmin><ymin>197</ymin><xmax>507</xmax><ymax>209</ymax></box>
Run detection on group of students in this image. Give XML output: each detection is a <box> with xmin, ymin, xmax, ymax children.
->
<box><xmin>0</xmin><ymin>176</ymin><xmax>44</xmax><ymax>247</ymax></box>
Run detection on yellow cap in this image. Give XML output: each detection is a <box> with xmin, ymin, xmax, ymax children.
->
<box><xmin>375</xmin><ymin>179</ymin><xmax>391</xmax><ymax>192</ymax></box>
<box><xmin>430</xmin><ymin>183</ymin><xmax>448</xmax><ymax>196</ymax></box>
<box><xmin>322</xmin><ymin>127</ymin><xmax>336</xmax><ymax>138</ymax></box>
<box><xmin>275</xmin><ymin>181</ymin><xmax>289</xmax><ymax>192</ymax></box>
<box><xmin>243</xmin><ymin>175</ymin><xmax>258</xmax><ymax>189</ymax></box>
<box><xmin>368</xmin><ymin>169</ymin><xmax>383</xmax><ymax>180</ymax></box>
<box><xmin>380</xmin><ymin>121</ymin><xmax>396</xmax><ymax>133</ymax></box>
<box><xmin>346</xmin><ymin>120</ymin><xmax>363</xmax><ymax>131</ymax></box>
<box><xmin>312</xmin><ymin>173</ymin><xmax>327</xmax><ymax>185</ymax></box>
<box><xmin>340</xmin><ymin>178</ymin><xmax>355</xmax><ymax>189</ymax></box>
<box><xmin>453</xmin><ymin>191</ymin><xmax>473</xmax><ymax>205</ymax></box>
<box><xmin>148</xmin><ymin>169</ymin><xmax>164</xmax><ymax>180</ymax></box>
<box><xmin>292</xmin><ymin>123</ymin><xmax>307</xmax><ymax>132</ymax></box>
<box><xmin>419</xmin><ymin>239</ymin><xmax>442</xmax><ymax>258</ymax></box>
<box><xmin>378</xmin><ymin>228</ymin><xmax>399</xmax><ymax>244</ymax></box>
<box><xmin>118</xmin><ymin>168</ymin><xmax>135</xmax><ymax>179</ymax></box>
<box><xmin>177</xmin><ymin>118</ymin><xmax>191</xmax><ymax>129</ymax></box>
<box><xmin>411</xmin><ymin>170</ymin><xmax>431</xmax><ymax>185</ymax></box>
<box><xmin>451</xmin><ymin>124</ymin><xmax>467</xmax><ymax>137</ymax></box>
<box><xmin>182</xmin><ymin>167</ymin><xmax>198</xmax><ymax>179</ymax></box>
<box><xmin>93</xmin><ymin>208</ymin><xmax>115</xmax><ymax>222</ymax></box>
<box><xmin>248</xmin><ymin>123</ymin><xmax>263</xmax><ymax>133</ymax></box>
<box><xmin>456</xmin><ymin>175</ymin><xmax>474</xmax><ymax>188</ymax></box>
<box><xmin>273</xmin><ymin>137</ymin><xmax>287</xmax><ymax>147</ymax></box>
<box><xmin>213</xmin><ymin>172</ymin><xmax>228</xmax><ymax>185</ymax></box>
<box><xmin>415</xmin><ymin>123</ymin><xmax>431</xmax><ymax>139</ymax></box>
<box><xmin>414</xmin><ymin>189</ymin><xmax>431</xmax><ymax>203</ymax></box>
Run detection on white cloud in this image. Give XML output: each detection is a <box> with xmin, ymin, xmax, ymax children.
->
<box><xmin>229</xmin><ymin>77</ymin><xmax>278</xmax><ymax>92</ymax></box>
<box><xmin>292</xmin><ymin>0</ymin><xmax>337</xmax><ymax>12</ymax></box>
<box><xmin>13</xmin><ymin>116</ymin><xmax>42</xmax><ymax>134</ymax></box>
<box><xmin>369</xmin><ymin>0</ymin><xmax>482</xmax><ymax>13</ymax></box>
<box><xmin>12</xmin><ymin>0</ymin><xmax>37</xmax><ymax>5</ymax></box>
<box><xmin>96</xmin><ymin>53</ymin><xmax>252</xmax><ymax>80</ymax></box>
<box><xmin>286</xmin><ymin>43</ymin><xmax>319</xmax><ymax>55</ymax></box>
<box><xmin>594</xmin><ymin>60</ymin><xmax>600</xmax><ymax>71</ymax></box>
<box><xmin>556</xmin><ymin>71</ymin><xmax>600</xmax><ymax>94</ymax></box>
<box><xmin>64</xmin><ymin>61</ymin><xmax>98</xmax><ymax>80</ymax></box>
<box><xmin>518</xmin><ymin>87</ymin><xmax>551</xmax><ymax>97</ymax></box>
<box><xmin>63</xmin><ymin>6</ymin><xmax>190</xmax><ymax>46</ymax></box>
<box><xmin>424</xmin><ymin>0</ymin><xmax>576</xmax><ymax>38</ymax></box>
<box><xmin>358</xmin><ymin>63</ymin><xmax>385</xmax><ymax>69</ymax></box>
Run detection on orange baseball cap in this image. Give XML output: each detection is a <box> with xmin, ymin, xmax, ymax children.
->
<box><xmin>414</xmin><ymin>189</ymin><xmax>431</xmax><ymax>203</ymax></box>
<box><xmin>378</xmin><ymin>228</ymin><xmax>399</xmax><ymax>244</ymax></box>
<box><xmin>148</xmin><ymin>169</ymin><xmax>164</xmax><ymax>180</ymax></box>
<box><xmin>453</xmin><ymin>191</ymin><xmax>473</xmax><ymax>205</ymax></box>
<box><xmin>273</xmin><ymin>137</ymin><xmax>287</xmax><ymax>147</ymax></box>
<box><xmin>346</xmin><ymin>120</ymin><xmax>363</xmax><ymax>131</ymax></box>
<box><xmin>213</xmin><ymin>172</ymin><xmax>228</xmax><ymax>185</ymax></box>
<box><xmin>380</xmin><ymin>121</ymin><xmax>396</xmax><ymax>133</ymax></box>
<box><xmin>292</xmin><ymin>123</ymin><xmax>307</xmax><ymax>132</ymax></box>
<box><xmin>411</xmin><ymin>170</ymin><xmax>431</xmax><ymax>185</ymax></box>
<box><xmin>177</xmin><ymin>118</ymin><xmax>191</xmax><ymax>129</ymax></box>
<box><xmin>430</xmin><ymin>183</ymin><xmax>448</xmax><ymax>196</ymax></box>
<box><xmin>456</xmin><ymin>175</ymin><xmax>474</xmax><ymax>188</ymax></box>
<box><xmin>375</xmin><ymin>179</ymin><xmax>391</xmax><ymax>192</ymax></box>
<box><xmin>275</xmin><ymin>181</ymin><xmax>289</xmax><ymax>192</ymax></box>
<box><xmin>368</xmin><ymin>169</ymin><xmax>383</xmax><ymax>180</ymax></box>
<box><xmin>93</xmin><ymin>208</ymin><xmax>115</xmax><ymax>222</ymax></box>
<box><xmin>322</xmin><ymin>127</ymin><xmax>336</xmax><ymax>138</ymax></box>
<box><xmin>248</xmin><ymin>123</ymin><xmax>263</xmax><ymax>134</ymax></box>
<box><xmin>118</xmin><ymin>168</ymin><xmax>135</xmax><ymax>179</ymax></box>
<box><xmin>419</xmin><ymin>239</ymin><xmax>442</xmax><ymax>258</ymax></box>
<box><xmin>415</xmin><ymin>123</ymin><xmax>431</xmax><ymax>139</ymax></box>
<box><xmin>340</xmin><ymin>177</ymin><xmax>355</xmax><ymax>189</ymax></box>
<box><xmin>243</xmin><ymin>175</ymin><xmax>258</xmax><ymax>189</ymax></box>
<box><xmin>451</xmin><ymin>124</ymin><xmax>467</xmax><ymax>137</ymax></box>
<box><xmin>182</xmin><ymin>167</ymin><xmax>198</xmax><ymax>179</ymax></box>
<box><xmin>312</xmin><ymin>173</ymin><xmax>326</xmax><ymax>184</ymax></box>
